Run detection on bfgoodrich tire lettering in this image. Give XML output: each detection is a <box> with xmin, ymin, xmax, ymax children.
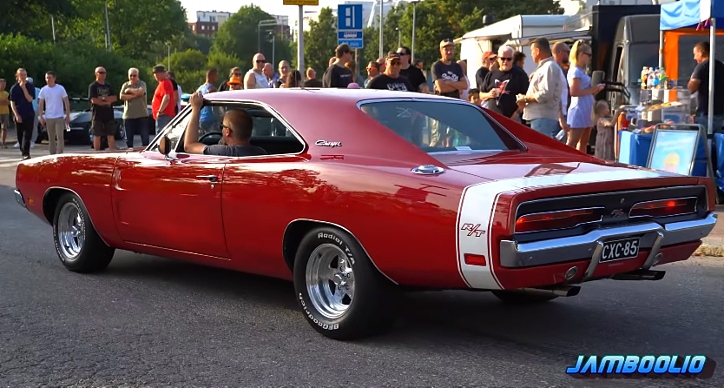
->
<box><xmin>52</xmin><ymin>193</ymin><xmax>115</xmax><ymax>273</ymax></box>
<box><xmin>293</xmin><ymin>226</ymin><xmax>397</xmax><ymax>340</ymax></box>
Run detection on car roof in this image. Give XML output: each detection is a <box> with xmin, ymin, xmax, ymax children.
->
<box><xmin>204</xmin><ymin>88</ymin><xmax>459</xmax><ymax>164</ymax></box>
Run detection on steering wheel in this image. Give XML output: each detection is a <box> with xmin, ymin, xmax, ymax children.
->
<box><xmin>198</xmin><ymin>132</ymin><xmax>223</xmax><ymax>145</ymax></box>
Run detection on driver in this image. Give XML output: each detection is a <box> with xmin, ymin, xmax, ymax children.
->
<box><xmin>183</xmin><ymin>92</ymin><xmax>268</xmax><ymax>157</ymax></box>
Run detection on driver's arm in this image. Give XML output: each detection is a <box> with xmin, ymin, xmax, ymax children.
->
<box><xmin>183</xmin><ymin>96</ymin><xmax>206</xmax><ymax>154</ymax></box>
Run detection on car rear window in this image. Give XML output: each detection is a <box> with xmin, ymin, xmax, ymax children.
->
<box><xmin>358</xmin><ymin>100</ymin><xmax>516</xmax><ymax>153</ymax></box>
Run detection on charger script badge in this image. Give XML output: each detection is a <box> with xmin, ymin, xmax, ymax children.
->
<box><xmin>316</xmin><ymin>140</ymin><xmax>342</xmax><ymax>147</ymax></box>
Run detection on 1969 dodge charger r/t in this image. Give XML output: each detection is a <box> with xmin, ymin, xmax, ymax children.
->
<box><xmin>14</xmin><ymin>88</ymin><xmax>717</xmax><ymax>340</ymax></box>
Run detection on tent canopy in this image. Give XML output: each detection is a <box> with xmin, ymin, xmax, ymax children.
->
<box><xmin>661</xmin><ymin>0</ymin><xmax>724</xmax><ymax>30</ymax></box>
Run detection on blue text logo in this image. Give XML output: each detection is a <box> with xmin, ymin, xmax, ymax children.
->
<box><xmin>566</xmin><ymin>355</ymin><xmax>716</xmax><ymax>378</ymax></box>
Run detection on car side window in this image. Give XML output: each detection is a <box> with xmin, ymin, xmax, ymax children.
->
<box><xmin>173</xmin><ymin>102</ymin><xmax>305</xmax><ymax>156</ymax></box>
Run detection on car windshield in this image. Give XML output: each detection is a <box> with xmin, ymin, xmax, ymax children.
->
<box><xmin>358</xmin><ymin>100</ymin><xmax>515</xmax><ymax>153</ymax></box>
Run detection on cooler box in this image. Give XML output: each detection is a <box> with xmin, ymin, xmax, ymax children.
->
<box><xmin>618</xmin><ymin>131</ymin><xmax>652</xmax><ymax>167</ymax></box>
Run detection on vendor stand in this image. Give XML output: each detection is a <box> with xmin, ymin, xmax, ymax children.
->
<box><xmin>614</xmin><ymin>0</ymin><xmax>723</xmax><ymax>191</ymax></box>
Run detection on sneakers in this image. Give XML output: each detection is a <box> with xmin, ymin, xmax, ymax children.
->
<box><xmin>12</xmin><ymin>142</ymin><xmax>35</xmax><ymax>148</ymax></box>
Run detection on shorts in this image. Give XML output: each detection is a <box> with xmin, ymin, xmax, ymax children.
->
<box><xmin>0</xmin><ymin>114</ymin><xmax>8</xmax><ymax>129</ymax></box>
<box><xmin>91</xmin><ymin>120</ymin><xmax>116</xmax><ymax>136</ymax></box>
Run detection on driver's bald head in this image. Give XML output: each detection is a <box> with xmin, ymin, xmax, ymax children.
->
<box><xmin>224</xmin><ymin>109</ymin><xmax>253</xmax><ymax>141</ymax></box>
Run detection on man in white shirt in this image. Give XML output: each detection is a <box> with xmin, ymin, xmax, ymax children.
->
<box><xmin>37</xmin><ymin>71</ymin><xmax>70</xmax><ymax>154</ymax></box>
<box><xmin>518</xmin><ymin>38</ymin><xmax>564</xmax><ymax>137</ymax></box>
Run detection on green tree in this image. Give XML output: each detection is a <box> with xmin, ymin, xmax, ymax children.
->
<box><xmin>207</xmin><ymin>52</ymin><xmax>242</xmax><ymax>77</ymax></box>
<box><xmin>392</xmin><ymin>0</ymin><xmax>563</xmax><ymax>67</ymax></box>
<box><xmin>362</xmin><ymin>4</ymin><xmax>406</xmax><ymax>66</ymax></box>
<box><xmin>0</xmin><ymin>0</ymin><xmax>75</xmax><ymax>39</ymax></box>
<box><xmin>211</xmin><ymin>5</ymin><xmax>293</xmax><ymax>71</ymax></box>
<box><xmin>304</xmin><ymin>7</ymin><xmax>338</xmax><ymax>76</ymax></box>
<box><xmin>56</xmin><ymin>0</ymin><xmax>189</xmax><ymax>62</ymax></box>
<box><xmin>0</xmin><ymin>34</ymin><xmax>139</xmax><ymax>98</ymax></box>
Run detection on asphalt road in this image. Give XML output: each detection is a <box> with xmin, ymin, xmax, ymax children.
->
<box><xmin>0</xmin><ymin>144</ymin><xmax>723</xmax><ymax>387</ymax></box>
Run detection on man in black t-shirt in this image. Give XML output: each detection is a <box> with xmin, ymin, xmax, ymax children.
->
<box><xmin>480</xmin><ymin>45</ymin><xmax>529</xmax><ymax>119</ymax></box>
<box><xmin>688</xmin><ymin>41</ymin><xmax>724</xmax><ymax>132</ymax></box>
<box><xmin>396</xmin><ymin>46</ymin><xmax>428</xmax><ymax>92</ymax></box>
<box><xmin>182</xmin><ymin>92</ymin><xmax>268</xmax><ymax>157</ymax></box>
<box><xmin>431</xmin><ymin>39</ymin><xmax>467</xmax><ymax>98</ymax></box>
<box><xmin>88</xmin><ymin>66</ymin><xmax>118</xmax><ymax>151</ymax></box>
<box><xmin>322</xmin><ymin>44</ymin><xmax>353</xmax><ymax>88</ymax></box>
<box><xmin>367</xmin><ymin>52</ymin><xmax>414</xmax><ymax>91</ymax></box>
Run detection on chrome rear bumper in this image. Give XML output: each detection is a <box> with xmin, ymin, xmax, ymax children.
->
<box><xmin>499</xmin><ymin>213</ymin><xmax>717</xmax><ymax>279</ymax></box>
<box><xmin>14</xmin><ymin>189</ymin><xmax>26</xmax><ymax>208</ymax></box>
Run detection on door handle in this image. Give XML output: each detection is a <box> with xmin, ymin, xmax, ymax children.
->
<box><xmin>196</xmin><ymin>175</ymin><xmax>218</xmax><ymax>182</ymax></box>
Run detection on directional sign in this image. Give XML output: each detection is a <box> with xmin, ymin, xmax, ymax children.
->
<box><xmin>338</xmin><ymin>31</ymin><xmax>363</xmax><ymax>40</ymax></box>
<box><xmin>284</xmin><ymin>0</ymin><xmax>319</xmax><ymax>5</ymax></box>
<box><xmin>337</xmin><ymin>4</ymin><xmax>364</xmax><ymax>49</ymax></box>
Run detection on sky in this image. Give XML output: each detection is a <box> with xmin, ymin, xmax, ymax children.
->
<box><xmin>179</xmin><ymin>0</ymin><xmax>346</xmax><ymax>23</ymax></box>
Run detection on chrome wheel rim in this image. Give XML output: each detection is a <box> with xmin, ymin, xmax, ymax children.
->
<box><xmin>57</xmin><ymin>202</ymin><xmax>84</xmax><ymax>260</ymax></box>
<box><xmin>305</xmin><ymin>244</ymin><xmax>355</xmax><ymax>319</ymax></box>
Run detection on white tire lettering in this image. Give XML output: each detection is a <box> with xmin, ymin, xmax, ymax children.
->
<box><xmin>298</xmin><ymin>293</ymin><xmax>339</xmax><ymax>331</ymax></box>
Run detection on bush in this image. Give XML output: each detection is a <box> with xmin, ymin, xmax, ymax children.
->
<box><xmin>0</xmin><ymin>34</ymin><xmax>150</xmax><ymax>100</ymax></box>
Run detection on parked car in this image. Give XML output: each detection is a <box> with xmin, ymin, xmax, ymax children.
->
<box><xmin>13</xmin><ymin>89</ymin><xmax>717</xmax><ymax>340</ymax></box>
<box><xmin>37</xmin><ymin>98</ymin><xmax>156</xmax><ymax>146</ymax></box>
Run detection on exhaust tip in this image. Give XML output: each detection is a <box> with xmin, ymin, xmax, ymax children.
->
<box><xmin>560</xmin><ymin>285</ymin><xmax>581</xmax><ymax>297</ymax></box>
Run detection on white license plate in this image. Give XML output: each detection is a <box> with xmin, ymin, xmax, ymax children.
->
<box><xmin>600</xmin><ymin>237</ymin><xmax>640</xmax><ymax>262</ymax></box>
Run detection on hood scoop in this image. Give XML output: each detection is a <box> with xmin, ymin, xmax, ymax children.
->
<box><xmin>412</xmin><ymin>165</ymin><xmax>445</xmax><ymax>175</ymax></box>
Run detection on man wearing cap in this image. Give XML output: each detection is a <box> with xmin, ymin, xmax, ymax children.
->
<box><xmin>323</xmin><ymin>44</ymin><xmax>353</xmax><ymax>88</ymax></box>
<box><xmin>88</xmin><ymin>66</ymin><xmax>118</xmax><ymax>152</ymax></box>
<box><xmin>364</xmin><ymin>62</ymin><xmax>380</xmax><ymax>88</ymax></box>
<box><xmin>475</xmin><ymin>51</ymin><xmax>497</xmax><ymax>91</ymax></box>
<box><xmin>366</xmin><ymin>52</ymin><xmax>414</xmax><ymax>91</ymax></box>
<box><xmin>151</xmin><ymin>64</ymin><xmax>176</xmax><ymax>133</ymax></box>
<box><xmin>397</xmin><ymin>46</ymin><xmax>427</xmax><ymax>93</ymax></box>
<box><xmin>431</xmin><ymin>39</ymin><xmax>467</xmax><ymax>99</ymax></box>
<box><xmin>227</xmin><ymin>74</ymin><xmax>243</xmax><ymax>90</ymax></box>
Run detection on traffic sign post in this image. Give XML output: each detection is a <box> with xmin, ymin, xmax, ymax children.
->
<box><xmin>284</xmin><ymin>0</ymin><xmax>319</xmax><ymax>72</ymax></box>
<box><xmin>337</xmin><ymin>4</ymin><xmax>364</xmax><ymax>49</ymax></box>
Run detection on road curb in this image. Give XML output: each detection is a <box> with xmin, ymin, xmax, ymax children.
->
<box><xmin>694</xmin><ymin>243</ymin><xmax>724</xmax><ymax>257</ymax></box>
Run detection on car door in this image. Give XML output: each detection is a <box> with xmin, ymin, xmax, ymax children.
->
<box><xmin>111</xmin><ymin>111</ymin><xmax>231</xmax><ymax>259</ymax></box>
<box><xmin>219</xmin><ymin>106</ymin><xmax>308</xmax><ymax>275</ymax></box>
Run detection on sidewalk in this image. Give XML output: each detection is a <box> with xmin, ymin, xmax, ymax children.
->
<box><xmin>696</xmin><ymin>205</ymin><xmax>724</xmax><ymax>256</ymax></box>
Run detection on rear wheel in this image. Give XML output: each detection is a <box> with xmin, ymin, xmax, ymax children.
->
<box><xmin>293</xmin><ymin>227</ymin><xmax>397</xmax><ymax>340</ymax></box>
<box><xmin>491</xmin><ymin>290</ymin><xmax>558</xmax><ymax>304</ymax></box>
<box><xmin>52</xmin><ymin>193</ymin><xmax>115</xmax><ymax>272</ymax></box>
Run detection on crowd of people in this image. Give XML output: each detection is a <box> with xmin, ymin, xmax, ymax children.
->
<box><xmin>0</xmin><ymin>37</ymin><xmax>631</xmax><ymax>160</ymax></box>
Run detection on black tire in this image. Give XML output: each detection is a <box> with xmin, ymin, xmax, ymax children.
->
<box><xmin>52</xmin><ymin>193</ymin><xmax>115</xmax><ymax>273</ymax></box>
<box><xmin>491</xmin><ymin>290</ymin><xmax>558</xmax><ymax>304</ymax></box>
<box><xmin>293</xmin><ymin>227</ymin><xmax>397</xmax><ymax>340</ymax></box>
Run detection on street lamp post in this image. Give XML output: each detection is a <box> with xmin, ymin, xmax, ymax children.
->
<box><xmin>268</xmin><ymin>31</ymin><xmax>276</xmax><ymax>67</ymax></box>
<box><xmin>411</xmin><ymin>1</ymin><xmax>419</xmax><ymax>62</ymax></box>
<box><xmin>396</xmin><ymin>27</ymin><xmax>400</xmax><ymax>47</ymax></box>
<box><xmin>257</xmin><ymin>19</ymin><xmax>278</xmax><ymax>54</ymax></box>
<box><xmin>166</xmin><ymin>43</ymin><xmax>171</xmax><ymax>71</ymax></box>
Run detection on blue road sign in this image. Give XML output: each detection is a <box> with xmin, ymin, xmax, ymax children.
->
<box><xmin>337</xmin><ymin>4</ymin><xmax>363</xmax><ymax>49</ymax></box>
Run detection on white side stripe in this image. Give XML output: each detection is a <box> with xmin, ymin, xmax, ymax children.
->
<box><xmin>456</xmin><ymin>166</ymin><xmax>681</xmax><ymax>290</ymax></box>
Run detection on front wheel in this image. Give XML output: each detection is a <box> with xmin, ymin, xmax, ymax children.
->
<box><xmin>52</xmin><ymin>193</ymin><xmax>115</xmax><ymax>273</ymax></box>
<box><xmin>293</xmin><ymin>227</ymin><xmax>397</xmax><ymax>340</ymax></box>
